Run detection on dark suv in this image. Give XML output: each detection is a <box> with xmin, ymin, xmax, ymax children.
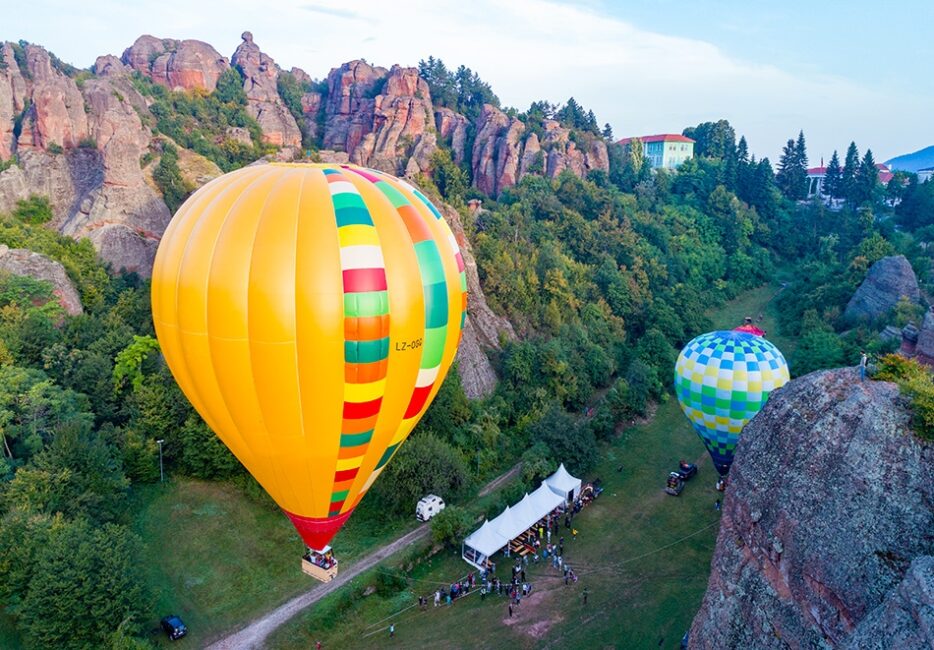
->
<box><xmin>161</xmin><ymin>615</ymin><xmax>188</xmax><ymax>641</ymax></box>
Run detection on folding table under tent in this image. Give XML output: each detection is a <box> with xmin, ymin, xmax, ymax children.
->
<box><xmin>544</xmin><ymin>463</ymin><xmax>582</xmax><ymax>503</ymax></box>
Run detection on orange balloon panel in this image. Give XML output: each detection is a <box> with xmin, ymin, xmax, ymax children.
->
<box><xmin>151</xmin><ymin>163</ymin><xmax>467</xmax><ymax>549</ymax></box>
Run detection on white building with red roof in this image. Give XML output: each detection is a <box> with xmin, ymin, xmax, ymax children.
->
<box><xmin>807</xmin><ymin>163</ymin><xmax>894</xmax><ymax>198</ymax></box>
<box><xmin>618</xmin><ymin>134</ymin><xmax>695</xmax><ymax>170</ymax></box>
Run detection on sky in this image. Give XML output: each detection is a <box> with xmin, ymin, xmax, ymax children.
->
<box><xmin>3</xmin><ymin>0</ymin><xmax>931</xmax><ymax>163</ymax></box>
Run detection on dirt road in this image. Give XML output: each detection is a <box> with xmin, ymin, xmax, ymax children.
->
<box><xmin>205</xmin><ymin>463</ymin><xmax>521</xmax><ymax>649</ymax></box>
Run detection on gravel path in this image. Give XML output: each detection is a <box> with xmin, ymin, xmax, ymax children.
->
<box><xmin>205</xmin><ymin>463</ymin><xmax>521</xmax><ymax>649</ymax></box>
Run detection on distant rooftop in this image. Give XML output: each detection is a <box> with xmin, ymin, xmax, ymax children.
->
<box><xmin>807</xmin><ymin>163</ymin><xmax>894</xmax><ymax>184</ymax></box>
<box><xmin>618</xmin><ymin>134</ymin><xmax>695</xmax><ymax>145</ymax></box>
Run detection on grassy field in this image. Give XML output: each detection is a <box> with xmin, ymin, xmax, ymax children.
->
<box><xmin>262</xmin><ymin>283</ymin><xmax>793</xmax><ymax>649</ymax></box>
<box><xmin>0</xmin><ymin>283</ymin><xmax>792</xmax><ymax>648</ymax></box>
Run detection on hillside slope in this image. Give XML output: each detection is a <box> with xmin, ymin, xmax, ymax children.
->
<box><xmin>690</xmin><ymin>368</ymin><xmax>934</xmax><ymax>648</ymax></box>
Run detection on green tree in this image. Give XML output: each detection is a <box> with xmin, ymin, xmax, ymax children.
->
<box><xmin>792</xmin><ymin>329</ymin><xmax>845</xmax><ymax>376</ymax></box>
<box><xmin>841</xmin><ymin>141</ymin><xmax>860</xmax><ymax>204</ymax></box>
<box><xmin>430</xmin><ymin>505</ymin><xmax>473</xmax><ymax>547</ymax></box>
<box><xmin>152</xmin><ymin>143</ymin><xmax>191</xmax><ymax>213</ymax></box>
<box><xmin>12</xmin><ymin>196</ymin><xmax>53</xmax><ymax>224</ymax></box>
<box><xmin>19</xmin><ymin>518</ymin><xmax>150</xmax><ymax>650</ymax></box>
<box><xmin>854</xmin><ymin>149</ymin><xmax>880</xmax><ymax>206</ymax></box>
<box><xmin>824</xmin><ymin>150</ymin><xmax>842</xmax><ymax>199</ymax></box>
<box><xmin>112</xmin><ymin>335</ymin><xmax>160</xmax><ymax>392</ymax></box>
<box><xmin>528</xmin><ymin>403</ymin><xmax>597</xmax><ymax>474</ymax></box>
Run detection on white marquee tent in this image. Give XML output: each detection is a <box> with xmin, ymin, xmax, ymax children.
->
<box><xmin>461</xmin><ymin>464</ymin><xmax>581</xmax><ymax>569</ymax></box>
<box><xmin>544</xmin><ymin>463</ymin><xmax>582</xmax><ymax>502</ymax></box>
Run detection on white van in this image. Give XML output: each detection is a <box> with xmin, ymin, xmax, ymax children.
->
<box><xmin>416</xmin><ymin>494</ymin><xmax>445</xmax><ymax>521</ymax></box>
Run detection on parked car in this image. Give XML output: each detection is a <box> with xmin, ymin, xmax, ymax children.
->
<box><xmin>161</xmin><ymin>615</ymin><xmax>187</xmax><ymax>641</ymax></box>
<box><xmin>416</xmin><ymin>494</ymin><xmax>445</xmax><ymax>521</ymax></box>
<box><xmin>676</xmin><ymin>460</ymin><xmax>698</xmax><ymax>480</ymax></box>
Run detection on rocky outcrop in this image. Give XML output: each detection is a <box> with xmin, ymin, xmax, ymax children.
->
<box><xmin>231</xmin><ymin>32</ymin><xmax>301</xmax><ymax>149</ymax></box>
<box><xmin>470</xmin><ymin>107</ymin><xmax>610</xmax><ymax>197</ymax></box>
<box><xmin>121</xmin><ymin>35</ymin><xmax>229</xmax><ymax>92</ymax></box>
<box><xmin>16</xmin><ymin>44</ymin><xmax>89</xmax><ymax>151</ymax></box>
<box><xmin>913</xmin><ymin>308</ymin><xmax>934</xmax><ymax>365</ymax></box>
<box><xmin>442</xmin><ymin>201</ymin><xmax>515</xmax><ymax>398</ymax></box>
<box><xmin>93</xmin><ymin>55</ymin><xmax>128</xmax><ymax>77</ymax></box>
<box><xmin>690</xmin><ymin>368</ymin><xmax>934</xmax><ymax>649</ymax></box>
<box><xmin>844</xmin><ymin>255</ymin><xmax>920</xmax><ymax>322</ymax></box>
<box><xmin>0</xmin><ymin>41</ymin><xmax>169</xmax><ymax>275</ymax></box>
<box><xmin>435</xmin><ymin>107</ymin><xmax>469</xmax><ymax>165</ymax></box>
<box><xmin>320</xmin><ymin>61</ymin><xmax>436</xmax><ymax>175</ymax></box>
<box><xmin>0</xmin><ymin>43</ymin><xmax>29</xmax><ymax>160</ymax></box>
<box><xmin>0</xmin><ymin>244</ymin><xmax>82</xmax><ymax>315</ymax></box>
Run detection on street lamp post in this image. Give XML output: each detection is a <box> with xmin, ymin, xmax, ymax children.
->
<box><xmin>156</xmin><ymin>439</ymin><xmax>164</xmax><ymax>484</ymax></box>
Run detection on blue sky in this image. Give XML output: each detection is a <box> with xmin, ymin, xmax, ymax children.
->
<box><xmin>3</xmin><ymin>0</ymin><xmax>931</xmax><ymax>163</ymax></box>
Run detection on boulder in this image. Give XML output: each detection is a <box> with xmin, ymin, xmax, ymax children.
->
<box><xmin>912</xmin><ymin>308</ymin><xmax>934</xmax><ymax>366</ymax></box>
<box><xmin>690</xmin><ymin>368</ymin><xmax>934</xmax><ymax>649</ymax></box>
<box><xmin>231</xmin><ymin>32</ymin><xmax>301</xmax><ymax>148</ymax></box>
<box><xmin>93</xmin><ymin>55</ymin><xmax>128</xmax><ymax>77</ymax></box>
<box><xmin>844</xmin><ymin>255</ymin><xmax>920</xmax><ymax>322</ymax></box>
<box><xmin>471</xmin><ymin>104</ymin><xmax>517</xmax><ymax>196</ymax></box>
<box><xmin>121</xmin><ymin>35</ymin><xmax>230</xmax><ymax>92</ymax></box>
<box><xmin>0</xmin><ymin>244</ymin><xmax>82</xmax><ymax>315</ymax></box>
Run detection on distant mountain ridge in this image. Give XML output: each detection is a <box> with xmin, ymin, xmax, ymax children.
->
<box><xmin>885</xmin><ymin>145</ymin><xmax>934</xmax><ymax>172</ymax></box>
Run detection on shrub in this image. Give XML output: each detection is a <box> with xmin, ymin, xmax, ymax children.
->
<box><xmin>430</xmin><ymin>505</ymin><xmax>473</xmax><ymax>548</ymax></box>
<box><xmin>13</xmin><ymin>196</ymin><xmax>53</xmax><ymax>224</ymax></box>
<box><xmin>873</xmin><ymin>353</ymin><xmax>934</xmax><ymax>440</ymax></box>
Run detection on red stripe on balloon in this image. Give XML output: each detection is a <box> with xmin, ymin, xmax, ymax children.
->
<box><xmin>342</xmin><ymin>268</ymin><xmax>387</xmax><ymax>293</ymax></box>
<box><xmin>343</xmin><ymin>397</ymin><xmax>383</xmax><ymax>419</ymax></box>
<box><xmin>404</xmin><ymin>385</ymin><xmax>433</xmax><ymax>419</ymax></box>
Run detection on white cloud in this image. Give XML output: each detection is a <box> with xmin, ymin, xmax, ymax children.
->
<box><xmin>3</xmin><ymin>0</ymin><xmax>930</xmax><ymax>161</ymax></box>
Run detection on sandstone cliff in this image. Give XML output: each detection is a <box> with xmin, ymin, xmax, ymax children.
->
<box><xmin>0</xmin><ymin>41</ymin><xmax>170</xmax><ymax>274</ymax></box>
<box><xmin>231</xmin><ymin>32</ymin><xmax>301</xmax><ymax>149</ymax></box>
<box><xmin>689</xmin><ymin>368</ymin><xmax>934</xmax><ymax>649</ymax></box>
<box><xmin>121</xmin><ymin>35</ymin><xmax>230</xmax><ymax>92</ymax></box>
<box><xmin>440</xmin><ymin>202</ymin><xmax>515</xmax><ymax>398</ymax></box>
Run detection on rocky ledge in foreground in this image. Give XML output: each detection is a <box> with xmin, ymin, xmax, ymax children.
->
<box><xmin>690</xmin><ymin>367</ymin><xmax>934</xmax><ymax>649</ymax></box>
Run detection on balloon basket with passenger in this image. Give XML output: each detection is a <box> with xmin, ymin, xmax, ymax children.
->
<box><xmin>301</xmin><ymin>545</ymin><xmax>339</xmax><ymax>582</ymax></box>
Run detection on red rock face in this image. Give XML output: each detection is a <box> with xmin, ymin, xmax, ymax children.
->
<box><xmin>121</xmin><ymin>36</ymin><xmax>230</xmax><ymax>92</ymax></box>
<box><xmin>435</xmin><ymin>107</ymin><xmax>470</xmax><ymax>164</ymax></box>
<box><xmin>16</xmin><ymin>45</ymin><xmax>89</xmax><ymax>151</ymax></box>
<box><xmin>231</xmin><ymin>32</ymin><xmax>301</xmax><ymax>149</ymax></box>
<box><xmin>0</xmin><ymin>43</ymin><xmax>29</xmax><ymax>160</ymax></box>
<box><xmin>321</xmin><ymin>61</ymin><xmax>435</xmax><ymax>175</ymax></box>
<box><xmin>689</xmin><ymin>369</ymin><xmax>934</xmax><ymax>649</ymax></box>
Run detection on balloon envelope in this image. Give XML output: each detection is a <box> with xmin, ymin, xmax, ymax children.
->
<box><xmin>674</xmin><ymin>330</ymin><xmax>789</xmax><ymax>475</ymax></box>
<box><xmin>151</xmin><ymin>163</ymin><xmax>467</xmax><ymax>549</ymax></box>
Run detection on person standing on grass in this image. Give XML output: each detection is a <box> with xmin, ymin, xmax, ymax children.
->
<box><xmin>583</xmin><ymin>587</ymin><xmax>589</xmax><ymax>606</ymax></box>
<box><xmin>715</xmin><ymin>498</ymin><xmax>721</xmax><ymax>511</ymax></box>
<box><xmin>389</xmin><ymin>623</ymin><xmax>395</xmax><ymax>639</ymax></box>
<box><xmin>509</xmin><ymin>603</ymin><xmax>513</xmax><ymax>618</ymax></box>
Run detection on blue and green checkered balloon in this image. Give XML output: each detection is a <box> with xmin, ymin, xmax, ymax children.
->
<box><xmin>674</xmin><ymin>330</ymin><xmax>790</xmax><ymax>475</ymax></box>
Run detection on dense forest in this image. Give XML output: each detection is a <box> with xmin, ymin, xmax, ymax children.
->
<box><xmin>0</xmin><ymin>50</ymin><xmax>932</xmax><ymax>648</ymax></box>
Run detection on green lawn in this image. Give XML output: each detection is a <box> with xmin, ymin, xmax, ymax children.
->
<box><xmin>262</xmin><ymin>284</ymin><xmax>791</xmax><ymax>649</ymax></box>
<box><xmin>131</xmin><ymin>479</ymin><xmax>419</xmax><ymax>647</ymax></box>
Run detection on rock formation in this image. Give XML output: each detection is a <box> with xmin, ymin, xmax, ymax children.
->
<box><xmin>844</xmin><ymin>255</ymin><xmax>920</xmax><ymax>322</ymax></box>
<box><xmin>441</xmin><ymin>202</ymin><xmax>515</xmax><ymax>398</ymax></box>
<box><xmin>0</xmin><ymin>43</ymin><xmax>28</xmax><ymax>160</ymax></box>
<box><xmin>320</xmin><ymin>61</ymin><xmax>436</xmax><ymax>175</ymax></box>
<box><xmin>435</xmin><ymin>107</ymin><xmax>469</xmax><ymax>165</ymax></box>
<box><xmin>0</xmin><ymin>41</ymin><xmax>170</xmax><ymax>274</ymax></box>
<box><xmin>470</xmin><ymin>106</ymin><xmax>610</xmax><ymax>197</ymax></box>
<box><xmin>121</xmin><ymin>35</ymin><xmax>230</xmax><ymax>92</ymax></box>
<box><xmin>690</xmin><ymin>368</ymin><xmax>934</xmax><ymax>649</ymax></box>
<box><xmin>231</xmin><ymin>32</ymin><xmax>301</xmax><ymax>149</ymax></box>
<box><xmin>0</xmin><ymin>244</ymin><xmax>82</xmax><ymax>315</ymax></box>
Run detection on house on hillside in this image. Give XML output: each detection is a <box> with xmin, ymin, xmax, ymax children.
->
<box><xmin>806</xmin><ymin>163</ymin><xmax>895</xmax><ymax>200</ymax></box>
<box><xmin>917</xmin><ymin>167</ymin><xmax>934</xmax><ymax>183</ymax></box>
<box><xmin>618</xmin><ymin>134</ymin><xmax>695</xmax><ymax>170</ymax></box>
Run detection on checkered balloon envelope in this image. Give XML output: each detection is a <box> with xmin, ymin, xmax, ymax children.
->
<box><xmin>674</xmin><ymin>330</ymin><xmax>790</xmax><ymax>476</ymax></box>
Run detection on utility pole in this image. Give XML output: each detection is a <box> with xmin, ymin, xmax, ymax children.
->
<box><xmin>156</xmin><ymin>439</ymin><xmax>164</xmax><ymax>483</ymax></box>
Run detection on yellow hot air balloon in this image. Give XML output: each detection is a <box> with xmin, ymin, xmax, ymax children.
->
<box><xmin>151</xmin><ymin>163</ymin><xmax>467</xmax><ymax>560</ymax></box>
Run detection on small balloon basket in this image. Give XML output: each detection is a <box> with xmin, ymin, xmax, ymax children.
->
<box><xmin>301</xmin><ymin>546</ymin><xmax>339</xmax><ymax>582</ymax></box>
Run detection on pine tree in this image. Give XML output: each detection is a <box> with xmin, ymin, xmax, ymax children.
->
<box><xmin>824</xmin><ymin>150</ymin><xmax>842</xmax><ymax>199</ymax></box>
<box><xmin>736</xmin><ymin>136</ymin><xmax>749</xmax><ymax>164</ymax></box>
<box><xmin>602</xmin><ymin>123</ymin><xmax>614</xmax><ymax>141</ymax></box>
<box><xmin>841</xmin><ymin>141</ymin><xmax>860</xmax><ymax>204</ymax></box>
<box><xmin>795</xmin><ymin>130</ymin><xmax>808</xmax><ymax>169</ymax></box>
<box><xmin>856</xmin><ymin>149</ymin><xmax>879</xmax><ymax>206</ymax></box>
<box><xmin>776</xmin><ymin>138</ymin><xmax>807</xmax><ymax>200</ymax></box>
